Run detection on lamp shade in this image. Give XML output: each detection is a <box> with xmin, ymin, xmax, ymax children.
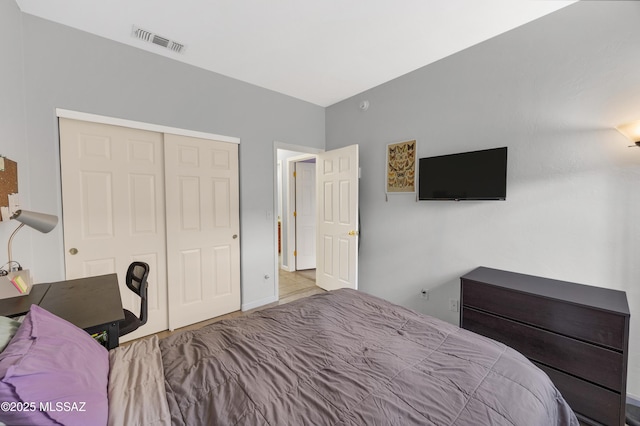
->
<box><xmin>11</xmin><ymin>210</ymin><xmax>58</xmax><ymax>233</ymax></box>
<box><xmin>616</xmin><ymin>119</ymin><xmax>640</xmax><ymax>144</ymax></box>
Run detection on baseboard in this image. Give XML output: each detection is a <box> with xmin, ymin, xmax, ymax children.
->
<box><xmin>241</xmin><ymin>295</ymin><xmax>278</xmax><ymax>312</ymax></box>
<box><xmin>628</xmin><ymin>393</ymin><xmax>640</xmax><ymax>407</ymax></box>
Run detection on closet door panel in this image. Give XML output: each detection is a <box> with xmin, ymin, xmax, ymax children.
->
<box><xmin>164</xmin><ymin>134</ymin><xmax>240</xmax><ymax>330</ymax></box>
<box><xmin>59</xmin><ymin>118</ymin><xmax>168</xmax><ymax>342</ymax></box>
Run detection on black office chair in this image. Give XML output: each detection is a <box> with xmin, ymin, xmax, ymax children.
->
<box><xmin>118</xmin><ymin>261</ymin><xmax>150</xmax><ymax>337</ymax></box>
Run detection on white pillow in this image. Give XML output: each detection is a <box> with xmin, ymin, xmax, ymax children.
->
<box><xmin>0</xmin><ymin>316</ymin><xmax>21</xmax><ymax>352</ymax></box>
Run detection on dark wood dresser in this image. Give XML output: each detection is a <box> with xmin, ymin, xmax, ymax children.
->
<box><xmin>460</xmin><ymin>267</ymin><xmax>629</xmax><ymax>426</ymax></box>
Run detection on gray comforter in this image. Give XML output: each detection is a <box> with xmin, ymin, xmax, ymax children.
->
<box><xmin>159</xmin><ymin>289</ymin><xmax>578</xmax><ymax>426</ymax></box>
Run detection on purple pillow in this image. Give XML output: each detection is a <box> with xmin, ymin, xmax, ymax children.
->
<box><xmin>0</xmin><ymin>305</ymin><xmax>108</xmax><ymax>426</ymax></box>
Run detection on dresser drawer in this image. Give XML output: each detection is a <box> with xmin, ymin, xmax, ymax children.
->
<box><xmin>533</xmin><ymin>362</ymin><xmax>621</xmax><ymax>426</ymax></box>
<box><xmin>461</xmin><ymin>279</ymin><xmax>626</xmax><ymax>350</ymax></box>
<box><xmin>462</xmin><ymin>307</ymin><xmax>623</xmax><ymax>392</ymax></box>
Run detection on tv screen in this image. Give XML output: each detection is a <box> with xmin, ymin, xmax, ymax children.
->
<box><xmin>418</xmin><ymin>147</ymin><xmax>507</xmax><ymax>200</ymax></box>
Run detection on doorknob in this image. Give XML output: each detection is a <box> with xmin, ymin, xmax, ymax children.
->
<box><xmin>69</xmin><ymin>248</ymin><xmax>78</xmax><ymax>255</ymax></box>
<box><xmin>348</xmin><ymin>230</ymin><xmax>359</xmax><ymax>236</ymax></box>
<box><xmin>232</xmin><ymin>234</ymin><xmax>238</xmax><ymax>239</ymax></box>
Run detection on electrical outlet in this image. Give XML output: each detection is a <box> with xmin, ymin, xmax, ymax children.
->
<box><xmin>420</xmin><ymin>289</ymin><xmax>429</xmax><ymax>300</ymax></box>
<box><xmin>449</xmin><ymin>299</ymin><xmax>459</xmax><ymax>312</ymax></box>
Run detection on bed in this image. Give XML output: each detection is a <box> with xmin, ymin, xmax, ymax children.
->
<box><xmin>0</xmin><ymin>288</ymin><xmax>578</xmax><ymax>425</ymax></box>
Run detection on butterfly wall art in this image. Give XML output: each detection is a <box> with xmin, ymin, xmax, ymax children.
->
<box><xmin>386</xmin><ymin>140</ymin><xmax>416</xmax><ymax>194</ymax></box>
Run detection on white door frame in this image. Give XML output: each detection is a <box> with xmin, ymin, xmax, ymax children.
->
<box><xmin>273</xmin><ymin>142</ymin><xmax>322</xmax><ymax>301</ymax></box>
<box><xmin>56</xmin><ymin>109</ymin><xmax>240</xmax><ymax>145</ymax></box>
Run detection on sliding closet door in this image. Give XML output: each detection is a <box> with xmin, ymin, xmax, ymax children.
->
<box><xmin>164</xmin><ymin>134</ymin><xmax>240</xmax><ymax>330</ymax></box>
<box><xmin>59</xmin><ymin>118</ymin><xmax>169</xmax><ymax>341</ymax></box>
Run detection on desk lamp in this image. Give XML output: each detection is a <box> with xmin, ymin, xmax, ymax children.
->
<box><xmin>7</xmin><ymin>210</ymin><xmax>58</xmax><ymax>272</ymax></box>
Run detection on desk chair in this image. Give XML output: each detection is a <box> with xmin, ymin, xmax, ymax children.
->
<box><xmin>118</xmin><ymin>261</ymin><xmax>150</xmax><ymax>337</ymax></box>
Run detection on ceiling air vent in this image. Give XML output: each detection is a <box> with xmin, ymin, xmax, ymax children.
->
<box><xmin>131</xmin><ymin>26</ymin><xmax>186</xmax><ymax>54</ymax></box>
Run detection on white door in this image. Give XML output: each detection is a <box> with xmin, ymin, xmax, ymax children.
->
<box><xmin>295</xmin><ymin>161</ymin><xmax>316</xmax><ymax>270</ymax></box>
<box><xmin>164</xmin><ymin>134</ymin><xmax>241</xmax><ymax>330</ymax></box>
<box><xmin>316</xmin><ymin>145</ymin><xmax>359</xmax><ymax>291</ymax></box>
<box><xmin>59</xmin><ymin>118</ymin><xmax>168</xmax><ymax>341</ymax></box>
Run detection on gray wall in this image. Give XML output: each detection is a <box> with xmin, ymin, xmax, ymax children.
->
<box><xmin>326</xmin><ymin>1</ymin><xmax>640</xmax><ymax>397</ymax></box>
<box><xmin>4</xmin><ymin>10</ymin><xmax>325</xmax><ymax>308</ymax></box>
<box><xmin>0</xmin><ymin>1</ymin><xmax>30</xmax><ymax>271</ymax></box>
<box><xmin>5</xmin><ymin>0</ymin><xmax>640</xmax><ymax>399</ymax></box>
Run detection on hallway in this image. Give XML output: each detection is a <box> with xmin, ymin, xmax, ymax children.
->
<box><xmin>279</xmin><ymin>268</ymin><xmax>323</xmax><ymax>300</ymax></box>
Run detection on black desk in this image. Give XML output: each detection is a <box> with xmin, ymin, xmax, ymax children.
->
<box><xmin>0</xmin><ymin>283</ymin><xmax>51</xmax><ymax>318</ymax></box>
<box><xmin>0</xmin><ymin>274</ymin><xmax>124</xmax><ymax>350</ymax></box>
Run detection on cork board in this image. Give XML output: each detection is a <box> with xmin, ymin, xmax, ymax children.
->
<box><xmin>0</xmin><ymin>158</ymin><xmax>18</xmax><ymax>208</ymax></box>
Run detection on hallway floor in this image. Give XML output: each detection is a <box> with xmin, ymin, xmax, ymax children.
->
<box><xmin>279</xmin><ymin>268</ymin><xmax>318</xmax><ymax>298</ymax></box>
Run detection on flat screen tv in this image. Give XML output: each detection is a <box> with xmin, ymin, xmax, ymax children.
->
<box><xmin>418</xmin><ymin>147</ymin><xmax>507</xmax><ymax>201</ymax></box>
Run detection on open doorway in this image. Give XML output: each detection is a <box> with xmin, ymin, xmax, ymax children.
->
<box><xmin>274</xmin><ymin>143</ymin><xmax>323</xmax><ymax>301</ymax></box>
<box><xmin>273</xmin><ymin>142</ymin><xmax>360</xmax><ymax>300</ymax></box>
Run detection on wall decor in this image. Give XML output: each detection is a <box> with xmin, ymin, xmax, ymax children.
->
<box><xmin>0</xmin><ymin>157</ymin><xmax>18</xmax><ymax>220</ymax></box>
<box><xmin>386</xmin><ymin>140</ymin><xmax>417</xmax><ymax>194</ymax></box>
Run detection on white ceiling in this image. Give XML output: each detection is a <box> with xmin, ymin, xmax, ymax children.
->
<box><xmin>15</xmin><ymin>0</ymin><xmax>576</xmax><ymax>107</ymax></box>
